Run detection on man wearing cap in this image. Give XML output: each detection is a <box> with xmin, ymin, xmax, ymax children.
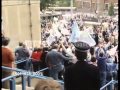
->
<box><xmin>64</xmin><ymin>21</ymin><xmax>100</xmax><ymax>89</ymax></box>
<box><xmin>64</xmin><ymin>42</ymin><xmax>100</xmax><ymax>90</ymax></box>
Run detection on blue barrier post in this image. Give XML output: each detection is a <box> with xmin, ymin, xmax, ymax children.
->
<box><xmin>2</xmin><ymin>66</ymin><xmax>64</xmax><ymax>85</ymax></box>
<box><xmin>10</xmin><ymin>78</ymin><xmax>16</xmax><ymax>90</ymax></box>
<box><xmin>100</xmin><ymin>80</ymin><xmax>118</xmax><ymax>90</ymax></box>
<box><xmin>22</xmin><ymin>75</ymin><xmax>26</xmax><ymax>90</ymax></box>
<box><xmin>28</xmin><ymin>76</ymin><xmax>31</xmax><ymax>87</ymax></box>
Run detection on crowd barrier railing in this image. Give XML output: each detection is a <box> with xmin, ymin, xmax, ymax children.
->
<box><xmin>100</xmin><ymin>80</ymin><xmax>118</xmax><ymax>90</ymax></box>
<box><xmin>15</xmin><ymin>58</ymin><xmax>33</xmax><ymax>64</ymax></box>
<box><xmin>2</xmin><ymin>66</ymin><xmax>64</xmax><ymax>90</ymax></box>
<box><xmin>2</xmin><ymin>65</ymin><xmax>118</xmax><ymax>90</ymax></box>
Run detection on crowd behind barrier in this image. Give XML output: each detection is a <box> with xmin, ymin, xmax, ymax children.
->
<box><xmin>2</xmin><ymin>66</ymin><xmax>64</xmax><ymax>90</ymax></box>
<box><xmin>2</xmin><ymin>13</ymin><xmax>118</xmax><ymax>90</ymax></box>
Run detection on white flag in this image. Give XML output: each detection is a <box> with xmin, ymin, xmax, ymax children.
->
<box><xmin>69</xmin><ymin>20</ymin><xmax>81</xmax><ymax>42</ymax></box>
<box><xmin>46</xmin><ymin>35</ymin><xmax>55</xmax><ymax>46</ymax></box>
<box><xmin>69</xmin><ymin>20</ymin><xmax>96</xmax><ymax>47</ymax></box>
<box><xmin>76</xmin><ymin>31</ymin><xmax>96</xmax><ymax>47</ymax></box>
<box><xmin>107</xmin><ymin>45</ymin><xmax>118</xmax><ymax>56</ymax></box>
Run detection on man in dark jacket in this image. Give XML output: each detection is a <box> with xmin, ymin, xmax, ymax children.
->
<box><xmin>95</xmin><ymin>47</ymin><xmax>107</xmax><ymax>88</ymax></box>
<box><xmin>15</xmin><ymin>43</ymin><xmax>30</xmax><ymax>70</ymax></box>
<box><xmin>64</xmin><ymin>42</ymin><xmax>100</xmax><ymax>90</ymax></box>
<box><xmin>45</xmin><ymin>44</ymin><xmax>71</xmax><ymax>80</ymax></box>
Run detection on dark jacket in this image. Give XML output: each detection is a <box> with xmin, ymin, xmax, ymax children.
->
<box><xmin>97</xmin><ymin>57</ymin><xmax>107</xmax><ymax>72</ymax></box>
<box><xmin>15</xmin><ymin>47</ymin><xmax>30</xmax><ymax>60</ymax></box>
<box><xmin>41</xmin><ymin>51</ymin><xmax>48</xmax><ymax>68</ymax></box>
<box><xmin>64</xmin><ymin>61</ymin><xmax>100</xmax><ymax>90</ymax></box>
<box><xmin>45</xmin><ymin>49</ymin><xmax>70</xmax><ymax>72</ymax></box>
<box><xmin>96</xmin><ymin>48</ymin><xmax>107</xmax><ymax>72</ymax></box>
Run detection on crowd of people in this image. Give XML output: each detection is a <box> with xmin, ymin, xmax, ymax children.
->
<box><xmin>2</xmin><ymin>13</ymin><xmax>118</xmax><ymax>90</ymax></box>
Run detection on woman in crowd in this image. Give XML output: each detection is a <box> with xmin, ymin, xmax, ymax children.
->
<box><xmin>31</xmin><ymin>47</ymin><xmax>43</xmax><ymax>72</ymax></box>
<box><xmin>2</xmin><ymin>37</ymin><xmax>15</xmax><ymax>89</ymax></box>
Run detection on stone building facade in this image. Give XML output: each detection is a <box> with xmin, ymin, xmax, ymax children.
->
<box><xmin>75</xmin><ymin>0</ymin><xmax>118</xmax><ymax>14</ymax></box>
<box><xmin>2</xmin><ymin>0</ymin><xmax>41</xmax><ymax>50</ymax></box>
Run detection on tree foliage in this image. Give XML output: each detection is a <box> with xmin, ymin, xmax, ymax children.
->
<box><xmin>40</xmin><ymin>0</ymin><xmax>56</xmax><ymax>11</ymax></box>
<box><xmin>40</xmin><ymin>0</ymin><xmax>73</xmax><ymax>11</ymax></box>
<box><xmin>55</xmin><ymin>0</ymin><xmax>70</xmax><ymax>7</ymax></box>
<box><xmin>108</xmin><ymin>3</ymin><xmax>114</xmax><ymax>16</ymax></box>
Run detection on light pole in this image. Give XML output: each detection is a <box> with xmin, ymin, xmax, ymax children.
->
<box><xmin>71</xmin><ymin>0</ymin><xmax>73</xmax><ymax>17</ymax></box>
<box><xmin>28</xmin><ymin>0</ymin><xmax>33</xmax><ymax>48</ymax></box>
<box><xmin>91</xmin><ymin>0</ymin><xmax>92</xmax><ymax>12</ymax></box>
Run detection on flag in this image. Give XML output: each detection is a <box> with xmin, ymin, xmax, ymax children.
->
<box><xmin>46</xmin><ymin>35</ymin><xmax>56</xmax><ymax>46</ymax></box>
<box><xmin>76</xmin><ymin>31</ymin><xmax>96</xmax><ymax>47</ymax></box>
<box><xmin>69</xmin><ymin>20</ymin><xmax>81</xmax><ymax>42</ymax></box>
<box><xmin>69</xmin><ymin>20</ymin><xmax>96</xmax><ymax>47</ymax></box>
<box><xmin>107</xmin><ymin>45</ymin><xmax>118</xmax><ymax>56</ymax></box>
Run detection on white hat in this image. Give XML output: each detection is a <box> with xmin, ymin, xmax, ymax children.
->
<box><xmin>74</xmin><ymin>31</ymin><xmax>96</xmax><ymax>47</ymax></box>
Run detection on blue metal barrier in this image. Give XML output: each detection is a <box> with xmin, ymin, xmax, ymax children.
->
<box><xmin>2</xmin><ymin>66</ymin><xmax>117</xmax><ymax>90</ymax></box>
<box><xmin>2</xmin><ymin>75</ymin><xmax>18</xmax><ymax>82</ymax></box>
<box><xmin>10</xmin><ymin>78</ymin><xmax>16</xmax><ymax>90</ymax></box>
<box><xmin>15</xmin><ymin>59</ymin><xmax>28</xmax><ymax>64</ymax></box>
<box><xmin>100</xmin><ymin>80</ymin><xmax>118</xmax><ymax>90</ymax></box>
<box><xmin>15</xmin><ymin>58</ymin><xmax>31</xmax><ymax>64</ymax></box>
<box><xmin>2</xmin><ymin>66</ymin><xmax>27</xmax><ymax>72</ymax></box>
<box><xmin>35</xmin><ymin>67</ymin><xmax>49</xmax><ymax>72</ymax></box>
<box><xmin>27</xmin><ymin>76</ymin><xmax>31</xmax><ymax>87</ymax></box>
<box><xmin>2</xmin><ymin>66</ymin><xmax>64</xmax><ymax>90</ymax></box>
<box><xmin>22</xmin><ymin>75</ymin><xmax>26</xmax><ymax>90</ymax></box>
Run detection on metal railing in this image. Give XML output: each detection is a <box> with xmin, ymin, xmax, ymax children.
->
<box><xmin>2</xmin><ymin>66</ymin><xmax>64</xmax><ymax>90</ymax></box>
<box><xmin>100</xmin><ymin>80</ymin><xmax>118</xmax><ymax>90</ymax></box>
<box><xmin>2</xmin><ymin>66</ymin><xmax>118</xmax><ymax>90</ymax></box>
<box><xmin>2</xmin><ymin>58</ymin><xmax>118</xmax><ymax>90</ymax></box>
<box><xmin>14</xmin><ymin>58</ymin><xmax>32</xmax><ymax>64</ymax></box>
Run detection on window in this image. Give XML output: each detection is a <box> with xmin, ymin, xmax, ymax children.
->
<box><xmin>91</xmin><ymin>3</ymin><xmax>96</xmax><ymax>10</ymax></box>
<box><xmin>79</xmin><ymin>1</ymin><xmax>83</xmax><ymax>8</ymax></box>
<box><xmin>105</xmin><ymin>3</ymin><xmax>109</xmax><ymax>10</ymax></box>
<box><xmin>114</xmin><ymin>3</ymin><xmax>118</xmax><ymax>7</ymax></box>
<box><xmin>83</xmin><ymin>1</ymin><xmax>90</xmax><ymax>9</ymax></box>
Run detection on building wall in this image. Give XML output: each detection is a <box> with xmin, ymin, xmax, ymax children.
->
<box><xmin>75</xmin><ymin>0</ymin><xmax>118</xmax><ymax>14</ymax></box>
<box><xmin>2</xmin><ymin>0</ymin><xmax>41</xmax><ymax>50</ymax></box>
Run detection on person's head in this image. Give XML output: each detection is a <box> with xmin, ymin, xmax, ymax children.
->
<box><xmin>104</xmin><ymin>37</ymin><xmax>109</xmax><ymax>43</ymax></box>
<box><xmin>19</xmin><ymin>42</ymin><xmax>23</xmax><ymax>46</ymax></box>
<box><xmin>33</xmin><ymin>47</ymin><xmax>38</xmax><ymax>52</ymax></box>
<box><xmin>91</xmin><ymin>57</ymin><xmax>96</xmax><ymax>63</ymax></box>
<box><xmin>65</xmin><ymin>45</ymin><xmax>68</xmax><ymax>49</ymax></box>
<box><xmin>43</xmin><ymin>47</ymin><xmax>49</xmax><ymax>52</ymax></box>
<box><xmin>35</xmin><ymin>78</ymin><xmax>62</xmax><ymax>90</ymax></box>
<box><xmin>98</xmin><ymin>49</ymin><xmax>105</xmax><ymax>57</ymax></box>
<box><xmin>2</xmin><ymin>37</ymin><xmax>10</xmax><ymax>46</ymax></box>
<box><xmin>90</xmin><ymin>47</ymin><xmax>94</xmax><ymax>56</ymax></box>
<box><xmin>52</xmin><ymin>44</ymin><xmax>58</xmax><ymax>50</ymax></box>
<box><xmin>22</xmin><ymin>43</ymin><xmax>26</xmax><ymax>48</ymax></box>
<box><xmin>75</xmin><ymin>50</ymin><xmax>88</xmax><ymax>61</ymax></box>
<box><xmin>74</xmin><ymin>42</ymin><xmax>90</xmax><ymax>61</ymax></box>
<box><xmin>38</xmin><ymin>48</ymin><xmax>42</xmax><ymax>52</ymax></box>
<box><xmin>99</xmin><ymin>52</ymin><xmax>104</xmax><ymax>57</ymax></box>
